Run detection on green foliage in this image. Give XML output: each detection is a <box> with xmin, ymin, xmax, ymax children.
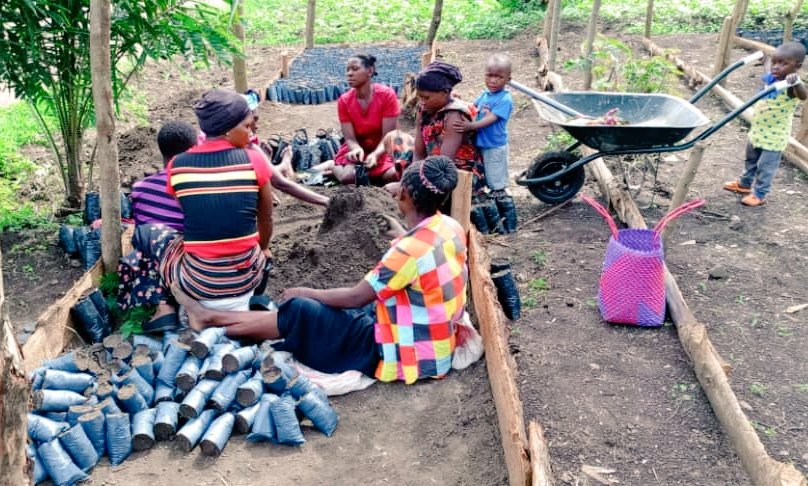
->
<box><xmin>98</xmin><ymin>272</ymin><xmax>151</xmax><ymax>338</ymax></box>
<box><xmin>528</xmin><ymin>277</ymin><xmax>550</xmax><ymax>292</ymax></box>
<box><xmin>530</xmin><ymin>249</ymin><xmax>549</xmax><ymax>268</ymax></box>
<box><xmin>0</xmin><ymin>0</ymin><xmax>239</xmax><ymax>206</ymax></box>
<box><xmin>543</xmin><ymin>130</ymin><xmax>578</xmax><ymax>153</ymax></box>
<box><xmin>749</xmin><ymin>382</ymin><xmax>767</xmax><ymax>397</ymax></box>
<box><xmin>242</xmin><ymin>0</ymin><xmax>544</xmax><ymax>45</ymax></box>
<box><xmin>565</xmin><ymin>36</ymin><xmax>681</xmax><ymax>94</ymax></box>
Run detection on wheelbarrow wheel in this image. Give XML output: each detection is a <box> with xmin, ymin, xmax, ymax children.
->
<box><xmin>525</xmin><ymin>151</ymin><xmax>585</xmax><ymax>204</ymax></box>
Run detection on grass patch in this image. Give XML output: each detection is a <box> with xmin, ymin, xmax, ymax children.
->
<box><xmin>242</xmin><ymin>0</ymin><xmax>544</xmax><ymax>45</ymax></box>
<box><xmin>0</xmin><ymin>101</ymin><xmax>57</xmax><ymax>231</ymax></box>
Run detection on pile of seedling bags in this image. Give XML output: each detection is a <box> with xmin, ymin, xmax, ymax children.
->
<box><xmin>267</xmin><ymin>46</ymin><xmax>423</xmax><ymax>105</ymax></box>
<box><xmin>27</xmin><ymin>327</ymin><xmax>338</xmax><ymax>485</ymax></box>
<box><xmin>736</xmin><ymin>27</ymin><xmax>808</xmax><ymax>50</ymax></box>
<box><xmin>58</xmin><ymin>192</ymin><xmax>133</xmax><ymax>271</ymax></box>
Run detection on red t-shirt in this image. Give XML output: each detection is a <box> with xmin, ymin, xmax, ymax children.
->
<box><xmin>337</xmin><ymin>83</ymin><xmax>400</xmax><ymax>153</ymax></box>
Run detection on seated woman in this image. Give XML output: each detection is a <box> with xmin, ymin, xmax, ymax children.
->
<box><xmin>159</xmin><ymin>88</ymin><xmax>273</xmax><ymax>311</ymax></box>
<box><xmin>173</xmin><ymin>156</ymin><xmax>467</xmax><ymax>384</ymax></box>
<box><xmin>323</xmin><ymin>54</ymin><xmax>401</xmax><ymax>185</ymax></box>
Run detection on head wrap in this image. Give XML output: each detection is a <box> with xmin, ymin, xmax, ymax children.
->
<box><xmin>243</xmin><ymin>89</ymin><xmax>261</xmax><ymax>111</ymax></box>
<box><xmin>415</xmin><ymin>61</ymin><xmax>463</xmax><ymax>92</ymax></box>
<box><xmin>194</xmin><ymin>89</ymin><xmax>251</xmax><ymax>137</ymax></box>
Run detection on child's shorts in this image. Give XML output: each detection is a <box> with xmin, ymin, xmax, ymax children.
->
<box><xmin>481</xmin><ymin>144</ymin><xmax>509</xmax><ymax>191</ymax></box>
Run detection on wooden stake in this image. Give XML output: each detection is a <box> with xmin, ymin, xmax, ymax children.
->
<box><xmin>450</xmin><ymin>170</ymin><xmax>473</xmax><ymax>233</ymax></box>
<box><xmin>733</xmin><ymin>35</ymin><xmax>775</xmax><ymax>56</ymax></box>
<box><xmin>280</xmin><ymin>51</ymin><xmax>291</xmax><ymax>78</ymax></box>
<box><xmin>542</xmin><ymin>0</ymin><xmax>557</xmax><ymax>44</ymax></box>
<box><xmin>305</xmin><ymin>0</ymin><xmax>316</xmax><ymax>49</ymax></box>
<box><xmin>785</xmin><ymin>0</ymin><xmax>805</xmax><ymax>41</ymax></box>
<box><xmin>0</xmin><ymin>246</ymin><xmax>29</xmax><ymax>486</ymax></box>
<box><xmin>528</xmin><ymin>421</ymin><xmax>555</xmax><ymax>486</ymax></box>
<box><xmin>424</xmin><ymin>0</ymin><xmax>444</xmax><ymax>48</ymax></box>
<box><xmin>421</xmin><ymin>50</ymin><xmax>433</xmax><ymax>69</ymax></box>
<box><xmin>796</xmin><ymin>100</ymin><xmax>808</xmax><ymax>146</ymax></box>
<box><xmin>667</xmin><ymin>143</ymin><xmax>706</xmax><ymax>236</ymax></box>
<box><xmin>644</xmin><ymin>0</ymin><xmax>655</xmax><ymax>38</ymax></box>
<box><xmin>90</xmin><ymin>0</ymin><xmax>122</xmax><ymax>272</ymax></box>
<box><xmin>547</xmin><ymin>0</ymin><xmax>562</xmax><ymax>72</ymax></box>
<box><xmin>232</xmin><ymin>4</ymin><xmax>248</xmax><ymax>93</ymax></box>
<box><xmin>582</xmin><ymin>0</ymin><xmax>602</xmax><ymax>90</ymax></box>
<box><xmin>713</xmin><ymin>16</ymin><xmax>734</xmax><ymax>83</ymax></box>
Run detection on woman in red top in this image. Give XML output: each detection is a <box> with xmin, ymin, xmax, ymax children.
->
<box><xmin>330</xmin><ymin>54</ymin><xmax>401</xmax><ymax>185</ymax></box>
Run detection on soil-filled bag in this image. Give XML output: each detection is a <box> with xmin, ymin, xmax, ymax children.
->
<box><xmin>117</xmin><ymin>383</ymin><xmax>149</xmax><ymax>414</ymax></box>
<box><xmin>71</xmin><ymin>294</ymin><xmax>110</xmax><ymax>343</ymax></box>
<box><xmin>38</xmin><ymin>439</ymin><xmax>87</xmax><ymax>486</ymax></box>
<box><xmin>180</xmin><ymin>379</ymin><xmax>219</xmax><ymax>419</ymax></box>
<box><xmin>469</xmin><ymin>203</ymin><xmax>490</xmax><ymax>234</ymax></box>
<box><xmin>154</xmin><ymin>382</ymin><xmax>174</xmax><ymax>403</ymax></box>
<box><xmin>222</xmin><ymin>345</ymin><xmax>257</xmax><ymax>373</ymax></box>
<box><xmin>98</xmin><ymin>397</ymin><xmax>122</xmax><ymax>416</ymax></box>
<box><xmin>481</xmin><ymin>198</ymin><xmax>504</xmax><ymax>234</ymax></box>
<box><xmin>151</xmin><ymin>351</ymin><xmax>164</xmax><ymax>376</ymax></box>
<box><xmin>176</xmin><ymin>408</ymin><xmax>216</xmax><ymax>453</ymax></box>
<box><xmin>105</xmin><ymin>413</ymin><xmax>132</xmax><ymax>466</ymax></box>
<box><xmin>201</xmin><ymin>342</ymin><xmax>235</xmax><ymax>381</ymax></box>
<box><xmin>175</xmin><ymin>355</ymin><xmax>202</xmax><ymax>392</ymax></box>
<box><xmin>33</xmin><ymin>390</ymin><xmax>88</xmax><ymax>412</ymax></box>
<box><xmin>78</xmin><ymin>410</ymin><xmax>106</xmax><ymax>457</ymax></box>
<box><xmin>132</xmin><ymin>408</ymin><xmax>157</xmax><ymax>451</ymax></box>
<box><xmin>234</xmin><ymin>402</ymin><xmax>261</xmax><ymax>434</ymax></box>
<box><xmin>43</xmin><ymin>411</ymin><xmax>69</xmax><ymax>422</ymax></box>
<box><xmin>59</xmin><ymin>424</ymin><xmax>99</xmax><ymax>471</ymax></box>
<box><xmin>491</xmin><ymin>265</ymin><xmax>521</xmax><ymax>321</ymax></box>
<box><xmin>44</xmin><ymin>351</ymin><xmax>81</xmax><ymax>373</ymax></box>
<box><xmin>236</xmin><ymin>370</ymin><xmax>264</xmax><ymax>407</ymax></box>
<box><xmin>27</xmin><ymin>442</ymin><xmax>49</xmax><ymax>485</ymax></box>
<box><xmin>80</xmin><ymin>228</ymin><xmax>102</xmax><ymax>271</ymax></box>
<box><xmin>88</xmin><ymin>289</ymin><xmax>110</xmax><ymax>330</ymax></box>
<box><xmin>581</xmin><ymin>195</ymin><xmax>705</xmax><ymax>327</ymax></box>
<box><xmin>120</xmin><ymin>191</ymin><xmax>133</xmax><ymax>219</ymax></box>
<box><xmin>84</xmin><ymin>191</ymin><xmax>102</xmax><ymax>224</ymax></box>
<box><xmin>297</xmin><ymin>391</ymin><xmax>339</xmax><ymax>437</ymax></box>
<box><xmin>31</xmin><ymin>367</ymin><xmax>46</xmax><ymax>390</ymax></box>
<box><xmin>200</xmin><ymin>412</ymin><xmax>235</xmax><ymax>457</ymax></box>
<box><xmin>95</xmin><ymin>382</ymin><xmax>117</xmax><ymax>402</ymax></box>
<box><xmin>132</xmin><ymin>355</ymin><xmax>155</xmax><ymax>386</ymax></box>
<box><xmin>154</xmin><ymin>401</ymin><xmax>181</xmax><ymax>441</ymax></box>
<box><xmin>494</xmin><ymin>192</ymin><xmax>518</xmax><ymax>234</ymax></box>
<box><xmin>271</xmin><ymin>394</ymin><xmax>305</xmax><ymax>446</ymax></box>
<box><xmin>121</xmin><ymin>369</ymin><xmax>155</xmax><ymax>405</ymax></box>
<box><xmin>156</xmin><ymin>343</ymin><xmax>188</xmax><ymax>388</ymax></box>
<box><xmin>287</xmin><ymin>374</ymin><xmax>327</xmax><ymax>403</ymax></box>
<box><xmin>246</xmin><ymin>394</ymin><xmax>277</xmax><ymax>443</ymax></box>
<box><xmin>260</xmin><ymin>354</ymin><xmax>291</xmax><ymax>394</ymax></box>
<box><xmin>28</xmin><ymin>413</ymin><xmax>69</xmax><ymax>442</ymax></box>
<box><xmin>67</xmin><ymin>404</ymin><xmax>96</xmax><ymax>427</ymax></box>
<box><xmin>209</xmin><ymin>370</ymin><xmax>251</xmax><ymax>412</ymax></box>
<box><xmin>191</xmin><ymin>327</ymin><xmax>226</xmax><ymax>359</ymax></box>
<box><xmin>59</xmin><ymin>225</ymin><xmax>78</xmax><ymax>255</ymax></box>
<box><xmin>42</xmin><ymin>369</ymin><xmax>94</xmax><ymax>394</ymax></box>
<box><xmin>132</xmin><ymin>335</ymin><xmax>163</xmax><ymax>355</ymax></box>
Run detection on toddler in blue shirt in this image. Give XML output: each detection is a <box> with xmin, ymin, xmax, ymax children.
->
<box><xmin>454</xmin><ymin>53</ymin><xmax>514</xmax><ymax>192</ymax></box>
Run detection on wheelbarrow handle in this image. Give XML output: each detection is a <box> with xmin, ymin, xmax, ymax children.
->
<box><xmin>689</xmin><ymin>51</ymin><xmax>764</xmax><ymax>104</ymax></box>
<box><xmin>507</xmin><ymin>80</ymin><xmax>589</xmax><ymax>119</ymax></box>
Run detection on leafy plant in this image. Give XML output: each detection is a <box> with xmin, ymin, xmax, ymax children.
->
<box><xmin>531</xmin><ymin>249</ymin><xmax>549</xmax><ymax>268</ymax></box>
<box><xmin>543</xmin><ymin>130</ymin><xmax>578</xmax><ymax>153</ymax></box>
<box><xmin>749</xmin><ymin>382</ymin><xmax>767</xmax><ymax>397</ymax></box>
<box><xmin>0</xmin><ymin>0</ymin><xmax>239</xmax><ymax>207</ymax></box>
<box><xmin>565</xmin><ymin>36</ymin><xmax>681</xmax><ymax>94</ymax></box>
<box><xmin>528</xmin><ymin>277</ymin><xmax>550</xmax><ymax>292</ymax></box>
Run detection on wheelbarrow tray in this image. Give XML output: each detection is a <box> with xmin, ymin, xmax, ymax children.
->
<box><xmin>534</xmin><ymin>92</ymin><xmax>710</xmax><ymax>152</ymax></box>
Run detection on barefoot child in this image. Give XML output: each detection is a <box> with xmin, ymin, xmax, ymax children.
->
<box><xmin>723</xmin><ymin>42</ymin><xmax>807</xmax><ymax>206</ymax></box>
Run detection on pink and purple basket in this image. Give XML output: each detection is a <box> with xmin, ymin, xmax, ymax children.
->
<box><xmin>581</xmin><ymin>195</ymin><xmax>705</xmax><ymax>327</ymax></box>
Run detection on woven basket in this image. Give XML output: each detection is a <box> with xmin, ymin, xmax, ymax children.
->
<box><xmin>581</xmin><ymin>195</ymin><xmax>705</xmax><ymax>327</ymax></box>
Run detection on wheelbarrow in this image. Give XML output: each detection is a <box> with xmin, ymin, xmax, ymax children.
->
<box><xmin>510</xmin><ymin>50</ymin><xmax>797</xmax><ymax>204</ymax></box>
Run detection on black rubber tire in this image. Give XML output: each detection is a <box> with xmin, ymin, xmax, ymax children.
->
<box><xmin>525</xmin><ymin>151</ymin><xmax>585</xmax><ymax>204</ymax></box>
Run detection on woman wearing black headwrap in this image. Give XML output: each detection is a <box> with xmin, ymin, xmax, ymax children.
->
<box><xmin>413</xmin><ymin>62</ymin><xmax>484</xmax><ymax>191</ymax></box>
<box><xmin>158</xmin><ymin>88</ymin><xmax>274</xmax><ymax>311</ymax></box>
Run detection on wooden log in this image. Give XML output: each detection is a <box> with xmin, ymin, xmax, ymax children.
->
<box><xmin>304</xmin><ymin>0</ymin><xmax>316</xmax><ymax>49</ymax></box>
<box><xmin>644</xmin><ymin>0</ymin><xmax>655</xmax><ymax>38</ymax></box>
<box><xmin>280</xmin><ymin>51</ymin><xmax>291</xmax><ymax>78</ymax></box>
<box><xmin>796</xmin><ymin>102</ymin><xmax>808</xmax><ymax>145</ymax></box>
<box><xmin>582</xmin><ymin>0</ymin><xmax>602</xmax><ymax>90</ymax></box>
<box><xmin>469</xmin><ymin>229</ymin><xmax>530</xmax><ymax>486</ymax></box>
<box><xmin>528</xmin><ymin>421</ymin><xmax>555</xmax><ymax>486</ymax></box>
<box><xmin>424</xmin><ymin>0</ymin><xmax>443</xmax><ymax>48</ymax></box>
<box><xmin>733</xmin><ymin>35</ymin><xmax>776</xmax><ymax>56</ymax></box>
<box><xmin>667</xmin><ymin>143</ymin><xmax>707</xmax><ymax>236</ymax></box>
<box><xmin>784</xmin><ymin>0</ymin><xmax>805</xmax><ymax>41</ymax></box>
<box><xmin>547</xmin><ymin>0</ymin><xmax>562</xmax><ymax>72</ymax></box>
<box><xmin>90</xmin><ymin>0</ymin><xmax>122</xmax><ymax>272</ymax></box>
<box><xmin>0</xmin><ymin>246</ymin><xmax>30</xmax><ymax>486</ymax></box>
<box><xmin>450</xmin><ymin>170</ymin><xmax>473</xmax><ymax>233</ymax></box>
<box><xmin>713</xmin><ymin>16</ymin><xmax>734</xmax><ymax>83</ymax></box>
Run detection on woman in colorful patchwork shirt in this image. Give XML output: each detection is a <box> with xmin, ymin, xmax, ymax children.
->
<box><xmin>173</xmin><ymin>155</ymin><xmax>468</xmax><ymax>384</ymax></box>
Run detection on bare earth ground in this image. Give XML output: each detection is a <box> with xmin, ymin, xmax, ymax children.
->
<box><xmin>4</xmin><ymin>27</ymin><xmax>808</xmax><ymax>486</ymax></box>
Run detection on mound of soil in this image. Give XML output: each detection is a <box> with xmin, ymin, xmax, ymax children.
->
<box><xmin>266</xmin><ymin>186</ymin><xmax>401</xmax><ymax>295</ymax></box>
<box><xmin>117</xmin><ymin>126</ymin><xmax>161</xmax><ymax>189</ymax></box>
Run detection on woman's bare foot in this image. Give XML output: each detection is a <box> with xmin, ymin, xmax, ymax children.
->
<box><xmin>170</xmin><ymin>283</ymin><xmax>212</xmax><ymax>332</ymax></box>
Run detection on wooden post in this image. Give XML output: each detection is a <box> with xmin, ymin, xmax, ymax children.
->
<box><xmin>582</xmin><ymin>0</ymin><xmax>602</xmax><ymax>90</ymax></box>
<box><xmin>666</xmin><ymin>143</ymin><xmax>706</xmax><ymax>237</ymax></box>
<box><xmin>424</xmin><ymin>0</ymin><xmax>443</xmax><ymax>48</ymax></box>
<box><xmin>90</xmin><ymin>0</ymin><xmax>122</xmax><ymax>272</ymax></box>
<box><xmin>280</xmin><ymin>51</ymin><xmax>291</xmax><ymax>78</ymax></box>
<box><xmin>305</xmin><ymin>0</ymin><xmax>316</xmax><ymax>49</ymax></box>
<box><xmin>450</xmin><ymin>170</ymin><xmax>473</xmax><ymax>232</ymax></box>
<box><xmin>713</xmin><ymin>16</ymin><xmax>734</xmax><ymax>83</ymax></box>
<box><xmin>785</xmin><ymin>0</ymin><xmax>805</xmax><ymax>41</ymax></box>
<box><xmin>0</xmin><ymin>246</ymin><xmax>30</xmax><ymax>486</ymax></box>
<box><xmin>421</xmin><ymin>50</ymin><xmax>433</xmax><ymax>69</ymax></box>
<box><xmin>542</xmin><ymin>0</ymin><xmax>556</xmax><ymax>44</ymax></box>
<box><xmin>797</xmin><ymin>102</ymin><xmax>808</xmax><ymax>145</ymax></box>
<box><xmin>528</xmin><ymin>421</ymin><xmax>555</xmax><ymax>486</ymax></box>
<box><xmin>644</xmin><ymin>0</ymin><xmax>655</xmax><ymax>38</ymax></box>
<box><xmin>547</xmin><ymin>0</ymin><xmax>562</xmax><ymax>72</ymax></box>
<box><xmin>232</xmin><ymin>4</ymin><xmax>248</xmax><ymax>93</ymax></box>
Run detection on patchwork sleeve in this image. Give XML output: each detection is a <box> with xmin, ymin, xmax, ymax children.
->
<box><xmin>365</xmin><ymin>239</ymin><xmax>418</xmax><ymax>300</ymax></box>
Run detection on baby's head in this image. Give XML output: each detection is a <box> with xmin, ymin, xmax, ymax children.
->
<box><xmin>157</xmin><ymin>120</ymin><xmax>197</xmax><ymax>164</ymax></box>
<box><xmin>771</xmin><ymin>42</ymin><xmax>806</xmax><ymax>80</ymax></box>
<box><xmin>485</xmin><ymin>54</ymin><xmax>512</xmax><ymax>93</ymax></box>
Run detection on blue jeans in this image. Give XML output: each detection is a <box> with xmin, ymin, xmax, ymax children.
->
<box><xmin>740</xmin><ymin>143</ymin><xmax>782</xmax><ymax>199</ymax></box>
<box><xmin>482</xmin><ymin>144</ymin><xmax>509</xmax><ymax>191</ymax></box>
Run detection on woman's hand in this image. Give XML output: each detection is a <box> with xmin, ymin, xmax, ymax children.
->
<box><xmin>364</xmin><ymin>152</ymin><xmax>378</xmax><ymax>169</ymax></box>
<box><xmin>280</xmin><ymin>287</ymin><xmax>312</xmax><ymax>302</ymax></box>
<box><xmin>346</xmin><ymin>146</ymin><xmax>365</xmax><ymax>162</ymax></box>
<box><xmin>377</xmin><ymin>214</ymin><xmax>406</xmax><ymax>239</ymax></box>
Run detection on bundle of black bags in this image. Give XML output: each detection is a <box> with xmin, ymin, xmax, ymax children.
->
<box><xmin>27</xmin><ymin>328</ymin><xmax>339</xmax><ymax>485</ymax></box>
<box><xmin>470</xmin><ymin>191</ymin><xmax>518</xmax><ymax>235</ymax></box>
<box><xmin>58</xmin><ymin>192</ymin><xmax>132</xmax><ymax>271</ymax></box>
